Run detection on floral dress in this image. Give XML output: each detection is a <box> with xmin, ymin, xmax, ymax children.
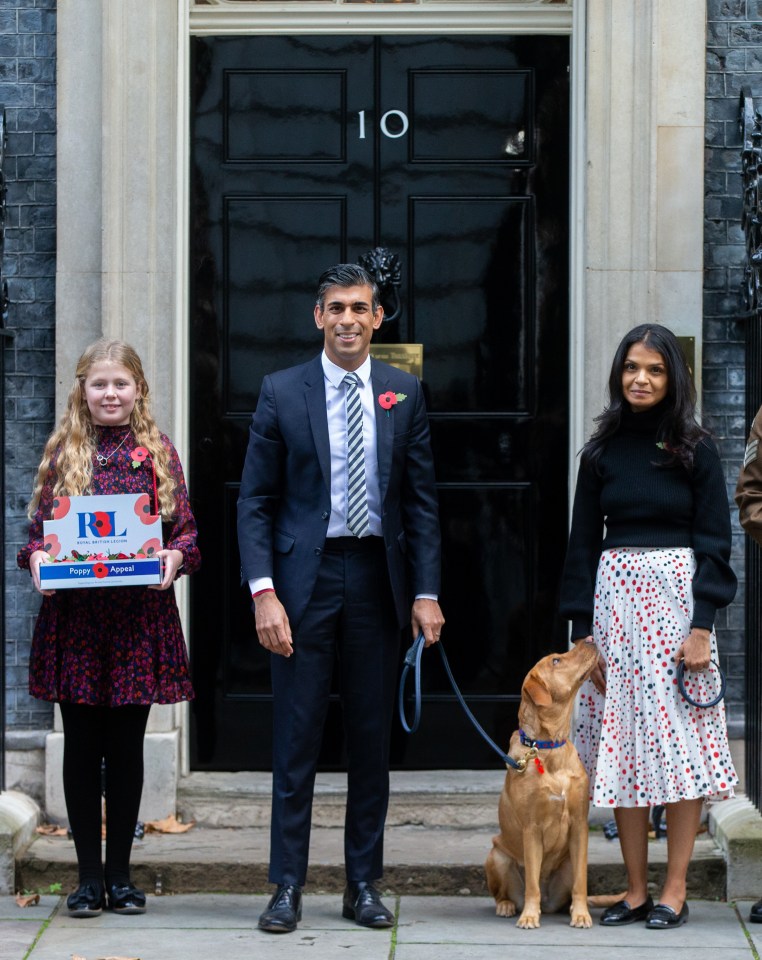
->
<box><xmin>17</xmin><ymin>425</ymin><xmax>200</xmax><ymax>706</ymax></box>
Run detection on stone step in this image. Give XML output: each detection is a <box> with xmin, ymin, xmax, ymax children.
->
<box><xmin>17</xmin><ymin>825</ymin><xmax>725</xmax><ymax>900</ymax></box>
<box><xmin>18</xmin><ymin>772</ymin><xmax>728</xmax><ymax>899</ymax></box>
<box><xmin>176</xmin><ymin>770</ymin><xmax>529</xmax><ymax>829</ymax></box>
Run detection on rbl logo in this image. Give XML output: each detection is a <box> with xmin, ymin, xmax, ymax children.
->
<box><xmin>77</xmin><ymin>511</ymin><xmax>127</xmax><ymax>538</ymax></box>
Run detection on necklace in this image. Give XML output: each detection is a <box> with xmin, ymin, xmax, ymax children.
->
<box><xmin>95</xmin><ymin>431</ymin><xmax>131</xmax><ymax>467</ymax></box>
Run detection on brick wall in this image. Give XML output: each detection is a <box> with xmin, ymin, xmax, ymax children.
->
<box><xmin>2</xmin><ymin>0</ymin><xmax>56</xmax><ymax>732</ymax></box>
<box><xmin>705</xmin><ymin>0</ymin><xmax>760</xmax><ymax>737</ymax></box>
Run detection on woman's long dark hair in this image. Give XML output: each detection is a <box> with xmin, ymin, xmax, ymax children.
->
<box><xmin>581</xmin><ymin>324</ymin><xmax>708</xmax><ymax>473</ymax></box>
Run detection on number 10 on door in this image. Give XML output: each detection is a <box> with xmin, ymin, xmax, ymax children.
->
<box><xmin>358</xmin><ymin>110</ymin><xmax>409</xmax><ymax>140</ymax></box>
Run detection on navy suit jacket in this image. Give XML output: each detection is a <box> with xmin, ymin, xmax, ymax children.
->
<box><xmin>237</xmin><ymin>354</ymin><xmax>441</xmax><ymax>631</ymax></box>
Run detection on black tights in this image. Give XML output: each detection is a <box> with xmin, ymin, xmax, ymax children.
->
<box><xmin>59</xmin><ymin>703</ymin><xmax>150</xmax><ymax>890</ymax></box>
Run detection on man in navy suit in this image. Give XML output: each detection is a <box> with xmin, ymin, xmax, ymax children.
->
<box><xmin>238</xmin><ymin>264</ymin><xmax>445</xmax><ymax>934</ymax></box>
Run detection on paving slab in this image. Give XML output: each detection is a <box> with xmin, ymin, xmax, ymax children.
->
<box><xmin>0</xmin><ymin>895</ymin><xmax>756</xmax><ymax>960</ymax></box>
<box><xmin>741</xmin><ymin>900</ymin><xmax>762</xmax><ymax>951</ymax></box>
<box><xmin>394</xmin><ymin>945</ymin><xmax>755</xmax><ymax>960</ymax></box>
<box><xmin>397</xmin><ymin>896</ymin><xmax>747</xmax><ymax>947</ymax></box>
<box><xmin>0</xmin><ymin>896</ymin><xmax>58</xmax><ymax>960</ymax></box>
<box><xmin>22</xmin><ymin>895</ymin><xmax>394</xmax><ymax>960</ymax></box>
<box><xmin>0</xmin><ymin>895</ymin><xmax>58</xmax><ymax>920</ymax></box>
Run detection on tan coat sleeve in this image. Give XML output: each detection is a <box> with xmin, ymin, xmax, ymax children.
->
<box><xmin>736</xmin><ymin>405</ymin><xmax>762</xmax><ymax>547</ymax></box>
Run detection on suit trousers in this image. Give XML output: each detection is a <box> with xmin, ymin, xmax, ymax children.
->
<box><xmin>268</xmin><ymin>537</ymin><xmax>400</xmax><ymax>887</ymax></box>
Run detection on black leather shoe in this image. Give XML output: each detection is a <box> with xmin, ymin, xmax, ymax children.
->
<box><xmin>106</xmin><ymin>881</ymin><xmax>147</xmax><ymax>915</ymax></box>
<box><xmin>600</xmin><ymin>896</ymin><xmax>654</xmax><ymax>926</ymax></box>
<box><xmin>750</xmin><ymin>898</ymin><xmax>762</xmax><ymax>923</ymax></box>
<box><xmin>645</xmin><ymin>902</ymin><xmax>689</xmax><ymax>929</ymax></box>
<box><xmin>342</xmin><ymin>882</ymin><xmax>394</xmax><ymax>928</ymax></box>
<box><xmin>258</xmin><ymin>884</ymin><xmax>302</xmax><ymax>933</ymax></box>
<box><xmin>66</xmin><ymin>882</ymin><xmax>104</xmax><ymax>918</ymax></box>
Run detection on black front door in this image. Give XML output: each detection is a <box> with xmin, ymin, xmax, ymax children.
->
<box><xmin>189</xmin><ymin>34</ymin><xmax>570</xmax><ymax>770</ymax></box>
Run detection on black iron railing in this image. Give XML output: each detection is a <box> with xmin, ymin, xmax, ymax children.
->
<box><xmin>739</xmin><ymin>87</ymin><xmax>762</xmax><ymax>811</ymax></box>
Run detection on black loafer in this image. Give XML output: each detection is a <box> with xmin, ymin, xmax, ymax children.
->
<box><xmin>600</xmin><ymin>896</ymin><xmax>654</xmax><ymax>926</ymax></box>
<box><xmin>258</xmin><ymin>884</ymin><xmax>302</xmax><ymax>933</ymax></box>
<box><xmin>750</xmin><ymin>898</ymin><xmax>762</xmax><ymax>923</ymax></box>
<box><xmin>645</xmin><ymin>902</ymin><xmax>689</xmax><ymax>929</ymax></box>
<box><xmin>342</xmin><ymin>882</ymin><xmax>394</xmax><ymax>928</ymax></box>
<box><xmin>66</xmin><ymin>882</ymin><xmax>104</xmax><ymax>918</ymax></box>
<box><xmin>106</xmin><ymin>881</ymin><xmax>147</xmax><ymax>915</ymax></box>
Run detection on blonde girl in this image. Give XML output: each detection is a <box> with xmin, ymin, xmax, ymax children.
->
<box><xmin>18</xmin><ymin>338</ymin><xmax>200</xmax><ymax>918</ymax></box>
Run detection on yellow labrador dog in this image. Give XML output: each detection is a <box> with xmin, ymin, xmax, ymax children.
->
<box><xmin>485</xmin><ymin>639</ymin><xmax>602</xmax><ymax>929</ymax></box>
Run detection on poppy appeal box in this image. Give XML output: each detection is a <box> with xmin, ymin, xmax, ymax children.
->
<box><xmin>38</xmin><ymin>493</ymin><xmax>163</xmax><ymax>589</ymax></box>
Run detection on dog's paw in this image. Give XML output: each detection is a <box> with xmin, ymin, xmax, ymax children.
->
<box><xmin>495</xmin><ymin>899</ymin><xmax>517</xmax><ymax>918</ymax></box>
<box><xmin>516</xmin><ymin>911</ymin><xmax>541</xmax><ymax>929</ymax></box>
<box><xmin>570</xmin><ymin>910</ymin><xmax>593</xmax><ymax>928</ymax></box>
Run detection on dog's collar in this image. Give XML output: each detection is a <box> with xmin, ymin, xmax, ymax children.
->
<box><xmin>519</xmin><ymin>728</ymin><xmax>567</xmax><ymax>750</ymax></box>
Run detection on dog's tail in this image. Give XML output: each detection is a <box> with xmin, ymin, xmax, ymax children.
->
<box><xmin>587</xmin><ymin>893</ymin><xmax>627</xmax><ymax>908</ymax></box>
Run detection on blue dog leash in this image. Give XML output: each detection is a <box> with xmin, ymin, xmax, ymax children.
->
<box><xmin>399</xmin><ymin>635</ymin><xmax>725</xmax><ymax>769</ymax></box>
<box><xmin>399</xmin><ymin>633</ymin><xmax>531</xmax><ymax>771</ymax></box>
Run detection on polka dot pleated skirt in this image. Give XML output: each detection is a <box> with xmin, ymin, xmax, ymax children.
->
<box><xmin>574</xmin><ymin>547</ymin><xmax>738</xmax><ymax>808</ymax></box>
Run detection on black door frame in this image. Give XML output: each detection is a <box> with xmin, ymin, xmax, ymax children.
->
<box><xmin>186</xmin><ymin>19</ymin><xmax>577</xmax><ymax>773</ymax></box>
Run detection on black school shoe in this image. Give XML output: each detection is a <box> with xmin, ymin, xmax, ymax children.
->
<box><xmin>750</xmin><ymin>898</ymin><xmax>762</xmax><ymax>923</ymax></box>
<box><xmin>66</xmin><ymin>882</ymin><xmax>104</xmax><ymax>918</ymax></box>
<box><xmin>600</xmin><ymin>896</ymin><xmax>654</xmax><ymax>925</ymax></box>
<box><xmin>106</xmin><ymin>881</ymin><xmax>147</xmax><ymax>915</ymax></box>
<box><xmin>645</xmin><ymin>902</ymin><xmax>689</xmax><ymax>929</ymax></box>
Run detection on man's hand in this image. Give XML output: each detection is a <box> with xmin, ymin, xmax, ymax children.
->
<box><xmin>254</xmin><ymin>591</ymin><xmax>293</xmax><ymax>657</ymax></box>
<box><xmin>411</xmin><ymin>598</ymin><xmax>445</xmax><ymax>647</ymax></box>
<box><xmin>676</xmin><ymin>627</ymin><xmax>711</xmax><ymax>673</ymax></box>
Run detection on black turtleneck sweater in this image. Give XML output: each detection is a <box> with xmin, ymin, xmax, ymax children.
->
<box><xmin>559</xmin><ymin>404</ymin><xmax>737</xmax><ymax>639</ymax></box>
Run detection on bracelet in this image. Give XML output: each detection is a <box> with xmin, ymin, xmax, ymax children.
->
<box><xmin>252</xmin><ymin>588</ymin><xmax>275</xmax><ymax>599</ymax></box>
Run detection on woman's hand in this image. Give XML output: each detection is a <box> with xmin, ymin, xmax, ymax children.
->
<box><xmin>150</xmin><ymin>549</ymin><xmax>184</xmax><ymax>590</ymax></box>
<box><xmin>29</xmin><ymin>549</ymin><xmax>56</xmax><ymax>596</ymax></box>
<box><xmin>676</xmin><ymin>627</ymin><xmax>711</xmax><ymax>673</ymax></box>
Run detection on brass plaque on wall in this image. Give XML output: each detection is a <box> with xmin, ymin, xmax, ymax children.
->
<box><xmin>370</xmin><ymin>343</ymin><xmax>423</xmax><ymax>379</ymax></box>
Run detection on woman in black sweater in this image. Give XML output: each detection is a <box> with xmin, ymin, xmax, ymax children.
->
<box><xmin>560</xmin><ymin>324</ymin><xmax>737</xmax><ymax>930</ymax></box>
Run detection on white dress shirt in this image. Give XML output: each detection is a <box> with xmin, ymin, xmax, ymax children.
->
<box><xmin>249</xmin><ymin>351</ymin><xmax>380</xmax><ymax>597</ymax></box>
<box><xmin>322</xmin><ymin>351</ymin><xmax>383</xmax><ymax>538</ymax></box>
<box><xmin>249</xmin><ymin>352</ymin><xmax>437</xmax><ymax>602</ymax></box>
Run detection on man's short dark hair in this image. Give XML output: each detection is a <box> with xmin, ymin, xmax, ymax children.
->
<box><xmin>316</xmin><ymin>264</ymin><xmax>381</xmax><ymax>313</ymax></box>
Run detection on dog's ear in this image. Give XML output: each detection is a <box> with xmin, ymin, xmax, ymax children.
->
<box><xmin>523</xmin><ymin>673</ymin><xmax>553</xmax><ymax>707</ymax></box>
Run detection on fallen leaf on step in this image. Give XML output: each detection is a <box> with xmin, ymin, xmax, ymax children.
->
<box><xmin>15</xmin><ymin>893</ymin><xmax>40</xmax><ymax>907</ymax></box>
<box><xmin>144</xmin><ymin>814</ymin><xmax>195</xmax><ymax>834</ymax></box>
<box><xmin>36</xmin><ymin>823</ymin><xmax>68</xmax><ymax>836</ymax></box>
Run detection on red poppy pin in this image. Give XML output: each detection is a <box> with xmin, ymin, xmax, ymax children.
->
<box><xmin>378</xmin><ymin>390</ymin><xmax>407</xmax><ymax>417</ymax></box>
<box><xmin>131</xmin><ymin>446</ymin><xmax>149</xmax><ymax>469</ymax></box>
<box><xmin>93</xmin><ymin>562</ymin><xmax>109</xmax><ymax>579</ymax></box>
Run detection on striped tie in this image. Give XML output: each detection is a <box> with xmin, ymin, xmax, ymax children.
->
<box><xmin>344</xmin><ymin>372</ymin><xmax>369</xmax><ymax>537</ymax></box>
